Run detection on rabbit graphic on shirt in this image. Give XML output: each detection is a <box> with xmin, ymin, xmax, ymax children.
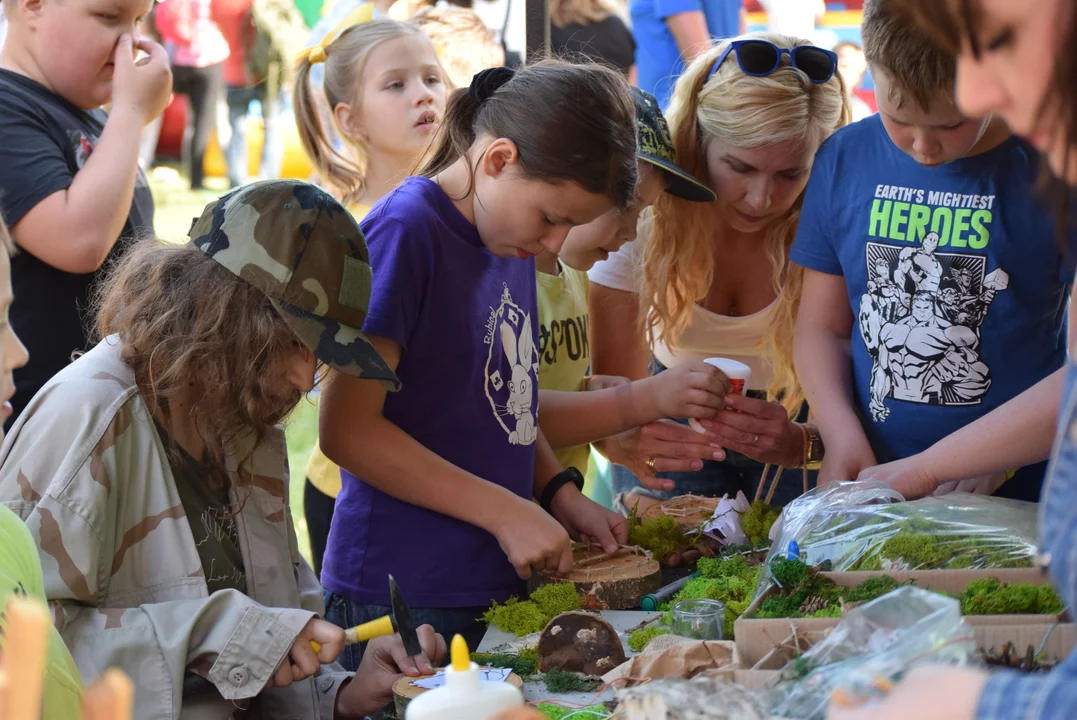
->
<box><xmin>500</xmin><ymin>314</ymin><xmax>536</xmax><ymax>445</ymax></box>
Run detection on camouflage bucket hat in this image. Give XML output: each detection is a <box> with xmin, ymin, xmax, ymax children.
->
<box><xmin>188</xmin><ymin>180</ymin><xmax>400</xmax><ymax>390</ymax></box>
<box><xmin>633</xmin><ymin>87</ymin><xmax>716</xmax><ymax>203</ymax></box>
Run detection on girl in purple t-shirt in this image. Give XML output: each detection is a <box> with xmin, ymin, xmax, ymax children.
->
<box><xmin>318</xmin><ymin>62</ymin><xmax>641</xmax><ymax>667</ymax></box>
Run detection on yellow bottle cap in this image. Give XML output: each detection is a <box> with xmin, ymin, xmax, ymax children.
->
<box><xmin>450</xmin><ymin>634</ymin><xmax>470</xmax><ymax>672</ymax></box>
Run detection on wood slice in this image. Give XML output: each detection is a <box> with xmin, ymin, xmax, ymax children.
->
<box><xmin>538</xmin><ymin>611</ymin><xmax>627</xmax><ymax>676</ymax></box>
<box><xmin>392</xmin><ymin>669</ymin><xmax>523</xmax><ymax>717</ymax></box>
<box><xmin>528</xmin><ymin>545</ymin><xmax>661</xmax><ymax>610</ymax></box>
<box><xmin>640</xmin><ymin>494</ymin><xmax>720</xmax><ymax>530</ymax></box>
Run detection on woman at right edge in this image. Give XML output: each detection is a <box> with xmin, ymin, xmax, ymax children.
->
<box><xmin>831</xmin><ymin>1</ymin><xmax>1077</xmax><ymax>718</ymax></box>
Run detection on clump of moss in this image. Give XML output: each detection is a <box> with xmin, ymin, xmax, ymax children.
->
<box><xmin>751</xmin><ymin>559</ymin><xmax>905</xmax><ymax>620</ymax></box>
<box><xmin>741</xmin><ymin>501</ymin><xmax>780</xmax><ymax>546</ymax></box>
<box><xmin>629</xmin><ymin>515</ymin><xmax>688</xmax><ymax>559</ymax></box>
<box><xmin>770</xmin><ymin>556</ymin><xmax>809</xmax><ymax>588</ymax></box>
<box><xmin>482</xmin><ymin>583</ymin><xmax>582</xmax><ymax>636</ymax></box>
<box><xmin>628</xmin><ymin>625</ymin><xmax>671</xmax><ymax>652</ymax></box>
<box><xmin>482</xmin><ymin>597</ymin><xmax>550</xmax><ymax>636</ymax></box>
<box><xmin>960</xmin><ymin>579</ymin><xmax>1064</xmax><ymax>616</ymax></box>
<box><xmin>543</xmin><ymin>668</ymin><xmax>601</xmax><ymax>693</ymax></box>
<box><xmin>832</xmin><ymin>518</ymin><xmax>1036</xmax><ymax>571</ymax></box>
<box><xmin>697</xmin><ymin>554</ymin><xmax>751</xmax><ymax>580</ymax></box>
<box><xmin>470</xmin><ymin>651</ymin><xmax>539</xmax><ymax>677</ymax></box>
<box><xmin>531</xmin><ymin>583</ymin><xmax>582</xmax><ymax>618</ymax></box>
<box><xmin>535</xmin><ymin>703</ymin><xmax>609</xmax><ymax>719</ymax></box>
<box><xmin>667</xmin><ymin>559</ymin><xmax>761</xmax><ymax>639</ymax></box>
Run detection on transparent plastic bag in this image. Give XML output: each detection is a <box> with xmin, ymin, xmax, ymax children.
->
<box><xmin>764</xmin><ymin>586</ymin><xmax>977</xmax><ymax>719</ymax></box>
<box><xmin>757</xmin><ymin>482</ymin><xmax>1039</xmax><ymax>596</ymax></box>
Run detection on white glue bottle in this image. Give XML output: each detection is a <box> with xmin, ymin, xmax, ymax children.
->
<box><xmin>405</xmin><ymin>635</ymin><xmax>524</xmax><ymax>720</ymax></box>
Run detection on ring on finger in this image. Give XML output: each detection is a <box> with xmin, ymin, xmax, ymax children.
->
<box><xmin>646</xmin><ymin>456</ymin><xmax>658</xmax><ymax>471</ymax></box>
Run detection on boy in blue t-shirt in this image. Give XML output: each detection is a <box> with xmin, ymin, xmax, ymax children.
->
<box><xmin>791</xmin><ymin>0</ymin><xmax>1070</xmax><ymax>502</ymax></box>
<box><xmin>631</xmin><ymin>0</ymin><xmax>743</xmax><ymax>109</ymax></box>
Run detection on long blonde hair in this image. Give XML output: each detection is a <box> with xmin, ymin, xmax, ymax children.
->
<box><xmin>294</xmin><ymin>19</ymin><xmax>430</xmax><ymax>205</ymax></box>
<box><xmin>640</xmin><ymin>33</ymin><xmax>850</xmax><ymax>415</ymax></box>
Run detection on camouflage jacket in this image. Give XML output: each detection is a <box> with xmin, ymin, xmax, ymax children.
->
<box><xmin>0</xmin><ymin>338</ymin><xmax>351</xmax><ymax>720</ymax></box>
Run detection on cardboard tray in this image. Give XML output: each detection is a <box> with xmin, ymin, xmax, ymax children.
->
<box><xmin>735</xmin><ymin>568</ymin><xmax>1060</xmax><ymax>667</ymax></box>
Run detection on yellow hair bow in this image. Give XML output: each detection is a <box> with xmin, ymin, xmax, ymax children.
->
<box><xmin>295</xmin><ymin>2</ymin><xmax>376</xmax><ymax>69</ymax></box>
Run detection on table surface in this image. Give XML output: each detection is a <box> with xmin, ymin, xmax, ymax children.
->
<box><xmin>476</xmin><ymin>610</ymin><xmax>662</xmax><ymax>705</ymax></box>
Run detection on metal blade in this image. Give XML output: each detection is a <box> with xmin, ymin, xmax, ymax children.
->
<box><xmin>389</xmin><ymin>575</ymin><xmax>423</xmax><ymax>659</ymax></box>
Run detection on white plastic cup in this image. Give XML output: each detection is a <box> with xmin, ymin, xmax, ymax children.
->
<box><xmin>688</xmin><ymin>357</ymin><xmax>752</xmax><ymax>434</ymax></box>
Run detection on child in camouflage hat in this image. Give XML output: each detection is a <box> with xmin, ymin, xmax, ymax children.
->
<box><xmin>0</xmin><ymin>181</ymin><xmax>446</xmax><ymax>720</ymax></box>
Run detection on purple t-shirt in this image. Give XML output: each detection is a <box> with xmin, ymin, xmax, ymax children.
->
<box><xmin>321</xmin><ymin>176</ymin><xmax>539</xmax><ymax>608</ymax></box>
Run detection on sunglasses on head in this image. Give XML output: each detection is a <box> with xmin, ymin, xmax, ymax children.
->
<box><xmin>708</xmin><ymin>39</ymin><xmax>838</xmax><ymax>84</ymax></box>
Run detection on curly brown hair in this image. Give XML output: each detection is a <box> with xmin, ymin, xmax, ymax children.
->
<box><xmin>94</xmin><ymin>238</ymin><xmax>311</xmax><ymax>484</ymax></box>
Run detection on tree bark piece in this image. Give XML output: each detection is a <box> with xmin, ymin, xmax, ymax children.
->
<box><xmin>538</xmin><ymin>612</ymin><xmax>627</xmax><ymax>676</ymax></box>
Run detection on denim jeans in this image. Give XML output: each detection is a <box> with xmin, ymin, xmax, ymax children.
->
<box><xmin>225</xmin><ymin>84</ymin><xmax>281</xmax><ymax>188</ymax></box>
<box><xmin>323</xmin><ymin>591</ymin><xmax>488</xmax><ymax>673</ymax></box>
<box><xmin>975</xmin><ymin>360</ymin><xmax>1077</xmax><ymax>718</ymax></box>
<box><xmin>610</xmin><ymin>359</ymin><xmax>815</xmax><ymax>510</ymax></box>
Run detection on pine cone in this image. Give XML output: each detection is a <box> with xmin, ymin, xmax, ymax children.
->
<box><xmin>799</xmin><ymin>595</ymin><xmax>829</xmax><ymax>615</ymax></box>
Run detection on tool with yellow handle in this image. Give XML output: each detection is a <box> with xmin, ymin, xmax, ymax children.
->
<box><xmin>310</xmin><ymin>575</ymin><xmax>421</xmax><ymax>656</ymax></box>
<box><xmin>310</xmin><ymin>614</ymin><xmax>397</xmax><ymax>653</ymax></box>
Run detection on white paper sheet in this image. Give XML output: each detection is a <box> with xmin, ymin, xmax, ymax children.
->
<box><xmin>409</xmin><ymin>667</ymin><xmax>512</xmax><ymax>689</ymax></box>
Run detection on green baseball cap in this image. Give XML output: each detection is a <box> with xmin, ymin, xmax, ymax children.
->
<box><xmin>188</xmin><ymin>180</ymin><xmax>400</xmax><ymax>390</ymax></box>
<box><xmin>633</xmin><ymin>87</ymin><xmax>716</xmax><ymax>203</ymax></box>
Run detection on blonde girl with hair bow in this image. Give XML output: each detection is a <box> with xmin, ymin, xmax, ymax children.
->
<box><xmin>293</xmin><ymin>15</ymin><xmax>448</xmax><ymax>577</ymax></box>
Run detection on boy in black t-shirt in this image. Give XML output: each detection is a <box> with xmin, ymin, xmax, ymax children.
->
<box><xmin>0</xmin><ymin>0</ymin><xmax>172</xmax><ymax>427</ymax></box>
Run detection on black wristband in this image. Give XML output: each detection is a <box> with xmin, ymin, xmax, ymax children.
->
<box><xmin>539</xmin><ymin>467</ymin><xmax>585</xmax><ymax>513</ymax></box>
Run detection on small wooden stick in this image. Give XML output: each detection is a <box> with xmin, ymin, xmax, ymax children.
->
<box><xmin>765</xmin><ymin>466</ymin><xmax>784</xmax><ymax>505</ymax></box>
<box><xmin>576</xmin><ymin>549</ymin><xmax>630</xmax><ymax>569</ymax></box>
<box><xmin>1</xmin><ymin>597</ymin><xmax>50</xmax><ymax>720</ymax></box>
<box><xmin>754</xmin><ymin>465</ymin><xmax>770</xmax><ymax>503</ymax></box>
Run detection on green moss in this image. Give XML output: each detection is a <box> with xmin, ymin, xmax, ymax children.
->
<box><xmin>543</xmin><ymin>668</ymin><xmax>601</xmax><ymax>693</ymax></box>
<box><xmin>470</xmin><ymin>651</ymin><xmax>539</xmax><ymax>677</ymax></box>
<box><xmin>770</xmin><ymin>556</ymin><xmax>809</xmax><ymax>588</ymax></box>
<box><xmin>629</xmin><ymin>515</ymin><xmax>688</xmax><ymax>559</ymax></box>
<box><xmin>482</xmin><ymin>584</ymin><xmax>583</xmax><ymax>637</ymax></box>
<box><xmin>960</xmin><ymin>579</ymin><xmax>1064</xmax><ymax>615</ymax></box>
<box><xmin>807</xmin><ymin>605</ymin><xmax>842</xmax><ymax>619</ymax></box>
<box><xmin>842</xmin><ymin>576</ymin><xmax>901</xmax><ymax>603</ymax></box>
<box><xmin>531</xmin><ymin>583</ymin><xmax>582</xmax><ymax>618</ymax></box>
<box><xmin>697</xmin><ymin>555</ymin><xmax>751</xmax><ymax>580</ymax></box>
<box><xmin>741</xmin><ymin>501</ymin><xmax>781</xmax><ymax>546</ymax></box>
<box><xmin>667</xmin><ymin>560</ymin><xmax>761</xmax><ymax>639</ymax></box>
<box><xmin>627</xmin><ymin>625</ymin><xmax>671</xmax><ymax>652</ymax></box>
<box><xmin>482</xmin><ymin>598</ymin><xmax>550</xmax><ymax>636</ymax></box>
<box><xmin>535</xmin><ymin>703</ymin><xmax>609</xmax><ymax>719</ymax></box>
<box><xmin>748</xmin><ymin>559</ymin><xmax>908</xmax><ymax>620</ymax></box>
<box><xmin>833</xmin><ymin>518</ymin><xmax>1036</xmax><ymax>571</ymax></box>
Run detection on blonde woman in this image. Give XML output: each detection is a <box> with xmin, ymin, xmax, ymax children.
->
<box><xmin>589</xmin><ymin>33</ymin><xmax>849</xmax><ymax>507</ymax></box>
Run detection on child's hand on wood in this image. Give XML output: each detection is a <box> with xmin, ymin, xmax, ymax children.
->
<box><xmin>493</xmin><ymin>496</ymin><xmax>575</xmax><ymax>579</ymax></box>
<box><xmin>111</xmin><ymin>34</ymin><xmax>173</xmax><ymax>125</ymax></box>
<box><xmin>548</xmin><ymin>483</ymin><xmax>629</xmax><ymax>554</ymax></box>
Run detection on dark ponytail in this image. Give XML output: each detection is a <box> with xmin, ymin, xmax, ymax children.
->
<box><xmin>421</xmin><ymin>59</ymin><xmax>638</xmax><ymax>211</ymax></box>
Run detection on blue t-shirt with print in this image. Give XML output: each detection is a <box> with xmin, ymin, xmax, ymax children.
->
<box><xmin>631</xmin><ymin>0</ymin><xmax>742</xmax><ymax>109</ymax></box>
<box><xmin>791</xmin><ymin>115</ymin><xmax>1069</xmax><ymax>466</ymax></box>
<box><xmin>321</xmin><ymin>176</ymin><xmax>539</xmax><ymax>609</ymax></box>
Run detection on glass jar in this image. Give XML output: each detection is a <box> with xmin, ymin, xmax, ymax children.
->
<box><xmin>671</xmin><ymin>598</ymin><xmax>725</xmax><ymax>640</ymax></box>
